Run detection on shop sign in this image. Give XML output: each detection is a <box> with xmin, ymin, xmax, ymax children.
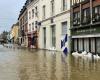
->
<box><xmin>76</xmin><ymin>28</ymin><xmax>96</xmax><ymax>33</ymax></box>
<box><xmin>72</xmin><ymin>26</ymin><xmax>100</xmax><ymax>35</ymax></box>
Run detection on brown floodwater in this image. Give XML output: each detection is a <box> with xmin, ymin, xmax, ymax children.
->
<box><xmin>0</xmin><ymin>45</ymin><xmax>100</xmax><ymax>80</ymax></box>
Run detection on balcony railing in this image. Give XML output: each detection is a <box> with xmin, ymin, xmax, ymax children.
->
<box><xmin>81</xmin><ymin>16</ymin><xmax>91</xmax><ymax>25</ymax></box>
<box><xmin>73</xmin><ymin>18</ymin><xmax>80</xmax><ymax>26</ymax></box>
<box><xmin>92</xmin><ymin>13</ymin><xmax>100</xmax><ymax>23</ymax></box>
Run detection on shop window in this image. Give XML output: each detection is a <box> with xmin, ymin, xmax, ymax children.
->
<box><xmin>74</xmin><ymin>39</ymin><xmax>78</xmax><ymax>51</ymax></box>
<box><xmin>78</xmin><ymin>38</ymin><xmax>83</xmax><ymax>51</ymax></box>
<box><xmin>90</xmin><ymin>38</ymin><xmax>95</xmax><ymax>53</ymax></box>
<box><xmin>84</xmin><ymin>38</ymin><xmax>89</xmax><ymax>52</ymax></box>
<box><xmin>73</xmin><ymin>12</ymin><xmax>80</xmax><ymax>26</ymax></box>
<box><xmin>82</xmin><ymin>8</ymin><xmax>91</xmax><ymax>25</ymax></box>
<box><xmin>96</xmin><ymin>38</ymin><xmax>100</xmax><ymax>54</ymax></box>
<box><xmin>92</xmin><ymin>6</ymin><xmax>100</xmax><ymax>23</ymax></box>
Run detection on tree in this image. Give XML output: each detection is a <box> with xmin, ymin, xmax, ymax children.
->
<box><xmin>0</xmin><ymin>31</ymin><xmax>8</xmax><ymax>43</ymax></box>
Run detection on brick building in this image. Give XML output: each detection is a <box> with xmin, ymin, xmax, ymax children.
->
<box><xmin>71</xmin><ymin>0</ymin><xmax>100</xmax><ymax>54</ymax></box>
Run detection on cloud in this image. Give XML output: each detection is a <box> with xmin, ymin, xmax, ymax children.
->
<box><xmin>0</xmin><ymin>0</ymin><xmax>26</xmax><ymax>33</ymax></box>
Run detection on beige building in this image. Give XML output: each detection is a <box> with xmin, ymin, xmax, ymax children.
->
<box><xmin>38</xmin><ymin>0</ymin><xmax>70</xmax><ymax>52</ymax></box>
<box><xmin>10</xmin><ymin>22</ymin><xmax>19</xmax><ymax>44</ymax></box>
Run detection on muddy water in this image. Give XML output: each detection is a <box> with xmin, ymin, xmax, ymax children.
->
<box><xmin>0</xmin><ymin>45</ymin><xmax>100</xmax><ymax>80</ymax></box>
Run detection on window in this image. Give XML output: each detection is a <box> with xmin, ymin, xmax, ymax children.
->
<box><xmin>22</xmin><ymin>18</ymin><xmax>24</xmax><ymax>25</ymax></box>
<box><xmin>51</xmin><ymin>25</ymin><xmax>56</xmax><ymax>47</ymax></box>
<box><xmin>62</xmin><ymin>22</ymin><xmax>67</xmax><ymax>36</ymax></box>
<box><xmin>43</xmin><ymin>5</ymin><xmax>46</xmax><ymax>19</ymax></box>
<box><xmin>93</xmin><ymin>6</ymin><xmax>100</xmax><ymax>22</ymax></box>
<box><xmin>62</xmin><ymin>0</ymin><xmax>67</xmax><ymax>11</ymax></box>
<box><xmin>78</xmin><ymin>38</ymin><xmax>83</xmax><ymax>51</ymax></box>
<box><xmin>29</xmin><ymin>24</ymin><xmax>31</xmax><ymax>31</ymax></box>
<box><xmin>82</xmin><ymin>8</ymin><xmax>91</xmax><ymax>24</ymax></box>
<box><xmin>81</xmin><ymin>0</ymin><xmax>85</xmax><ymax>2</ymax></box>
<box><xmin>29</xmin><ymin>11</ymin><xmax>31</xmax><ymax>19</ymax></box>
<box><xmin>35</xmin><ymin>21</ymin><xmax>38</xmax><ymax>29</ymax></box>
<box><xmin>72</xmin><ymin>0</ymin><xmax>89</xmax><ymax>6</ymax></box>
<box><xmin>72</xmin><ymin>0</ymin><xmax>80</xmax><ymax>6</ymax></box>
<box><xmin>24</xmin><ymin>12</ymin><xmax>27</xmax><ymax>22</ymax></box>
<box><xmin>90</xmin><ymin>38</ymin><xmax>95</xmax><ymax>53</ymax></box>
<box><xmin>74</xmin><ymin>39</ymin><xmax>78</xmax><ymax>51</ymax></box>
<box><xmin>32</xmin><ymin>9</ymin><xmax>34</xmax><ymax>18</ymax></box>
<box><xmin>43</xmin><ymin>27</ymin><xmax>46</xmax><ymax>48</ymax></box>
<box><xmin>20</xmin><ymin>19</ymin><xmax>22</xmax><ymax>26</ymax></box>
<box><xmin>25</xmin><ymin>23</ymin><xmax>28</xmax><ymax>32</ymax></box>
<box><xmin>73</xmin><ymin>12</ymin><xmax>80</xmax><ymax>26</ymax></box>
<box><xmin>32</xmin><ymin>22</ymin><xmax>34</xmax><ymax>31</ymax></box>
<box><xmin>35</xmin><ymin>6</ymin><xmax>38</xmax><ymax>17</ymax></box>
<box><xmin>84</xmin><ymin>38</ymin><xmax>89</xmax><ymax>52</ymax></box>
<box><xmin>96</xmin><ymin>38</ymin><xmax>100</xmax><ymax>54</ymax></box>
<box><xmin>51</xmin><ymin>0</ymin><xmax>55</xmax><ymax>16</ymax></box>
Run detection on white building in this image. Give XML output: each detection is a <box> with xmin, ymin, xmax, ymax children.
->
<box><xmin>38</xmin><ymin>0</ymin><xmax>70</xmax><ymax>52</ymax></box>
<box><xmin>26</xmin><ymin>0</ymin><xmax>71</xmax><ymax>52</ymax></box>
<box><xmin>27</xmin><ymin>0</ymin><xmax>40</xmax><ymax>48</ymax></box>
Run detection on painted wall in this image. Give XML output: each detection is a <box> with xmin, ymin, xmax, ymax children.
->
<box><xmin>11</xmin><ymin>25</ymin><xmax>19</xmax><ymax>43</ymax></box>
<box><xmin>38</xmin><ymin>0</ymin><xmax>71</xmax><ymax>52</ymax></box>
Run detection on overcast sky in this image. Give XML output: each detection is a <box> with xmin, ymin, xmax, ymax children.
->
<box><xmin>0</xmin><ymin>0</ymin><xmax>26</xmax><ymax>33</ymax></box>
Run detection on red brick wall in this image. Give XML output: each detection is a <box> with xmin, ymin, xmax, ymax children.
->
<box><xmin>93</xmin><ymin>0</ymin><xmax>100</xmax><ymax>7</ymax></box>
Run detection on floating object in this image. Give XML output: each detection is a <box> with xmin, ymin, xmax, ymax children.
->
<box><xmin>82</xmin><ymin>51</ymin><xmax>87</xmax><ymax>55</ymax></box>
<box><xmin>72</xmin><ymin>51</ymin><xmax>79</xmax><ymax>56</ymax></box>
<box><xmin>49</xmin><ymin>47</ymin><xmax>56</xmax><ymax>51</ymax></box>
<box><xmin>85</xmin><ymin>52</ymin><xmax>92</xmax><ymax>59</ymax></box>
<box><xmin>93</xmin><ymin>54</ymin><xmax>100</xmax><ymax>60</ymax></box>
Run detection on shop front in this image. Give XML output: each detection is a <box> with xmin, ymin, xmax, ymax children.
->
<box><xmin>72</xmin><ymin>25</ymin><xmax>100</xmax><ymax>54</ymax></box>
<box><xmin>27</xmin><ymin>31</ymin><xmax>38</xmax><ymax>48</ymax></box>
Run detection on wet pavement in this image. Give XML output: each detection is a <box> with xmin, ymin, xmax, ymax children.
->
<box><xmin>0</xmin><ymin>45</ymin><xmax>100</xmax><ymax>80</ymax></box>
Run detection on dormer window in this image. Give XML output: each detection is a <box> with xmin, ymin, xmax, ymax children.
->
<box><xmin>62</xmin><ymin>0</ymin><xmax>67</xmax><ymax>11</ymax></box>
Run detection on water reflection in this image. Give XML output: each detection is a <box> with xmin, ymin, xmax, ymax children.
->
<box><xmin>71</xmin><ymin>55</ymin><xmax>100</xmax><ymax>80</ymax></box>
<box><xmin>0</xmin><ymin>45</ymin><xmax>100</xmax><ymax>80</ymax></box>
<box><xmin>17</xmin><ymin>50</ymin><xmax>71</xmax><ymax>80</ymax></box>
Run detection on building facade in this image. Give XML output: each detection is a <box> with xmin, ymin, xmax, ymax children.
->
<box><xmin>71</xmin><ymin>0</ymin><xmax>100</xmax><ymax>54</ymax></box>
<box><xmin>10</xmin><ymin>22</ymin><xmax>19</xmax><ymax>44</ymax></box>
<box><xmin>38</xmin><ymin>0</ymin><xmax>70</xmax><ymax>52</ymax></box>
<box><xmin>18</xmin><ymin>0</ymin><xmax>71</xmax><ymax>52</ymax></box>
<box><xmin>18</xmin><ymin>0</ymin><xmax>28</xmax><ymax>47</ymax></box>
<box><xmin>27</xmin><ymin>0</ymin><xmax>40</xmax><ymax>48</ymax></box>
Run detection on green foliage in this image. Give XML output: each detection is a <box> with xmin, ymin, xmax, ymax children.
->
<box><xmin>0</xmin><ymin>31</ymin><xmax>8</xmax><ymax>43</ymax></box>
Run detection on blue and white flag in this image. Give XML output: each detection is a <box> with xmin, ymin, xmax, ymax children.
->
<box><xmin>61</xmin><ymin>34</ymin><xmax>68</xmax><ymax>55</ymax></box>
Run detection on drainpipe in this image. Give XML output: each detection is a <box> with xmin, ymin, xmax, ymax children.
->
<box><xmin>89</xmin><ymin>0</ymin><xmax>93</xmax><ymax>52</ymax></box>
<box><xmin>90</xmin><ymin>0</ymin><xmax>93</xmax><ymax>24</ymax></box>
<box><xmin>90</xmin><ymin>0</ymin><xmax>93</xmax><ymax>53</ymax></box>
<box><xmin>80</xmin><ymin>0</ymin><xmax>82</xmax><ymax>26</ymax></box>
<box><xmin>90</xmin><ymin>0</ymin><xmax>93</xmax><ymax>34</ymax></box>
<box><xmin>69</xmin><ymin>0</ymin><xmax>72</xmax><ymax>53</ymax></box>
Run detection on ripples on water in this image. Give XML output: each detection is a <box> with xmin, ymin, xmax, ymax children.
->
<box><xmin>0</xmin><ymin>45</ymin><xmax>100</xmax><ymax>80</ymax></box>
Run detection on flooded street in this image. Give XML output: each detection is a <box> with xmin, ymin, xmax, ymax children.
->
<box><xmin>0</xmin><ymin>45</ymin><xmax>100</xmax><ymax>80</ymax></box>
